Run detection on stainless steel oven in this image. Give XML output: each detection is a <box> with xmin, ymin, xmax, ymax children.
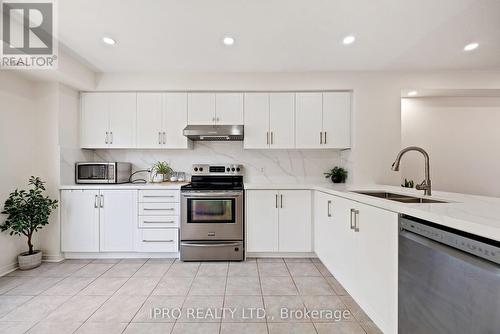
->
<box><xmin>181</xmin><ymin>190</ymin><xmax>243</xmax><ymax>240</ymax></box>
<box><xmin>180</xmin><ymin>164</ymin><xmax>244</xmax><ymax>261</ymax></box>
<box><xmin>75</xmin><ymin>162</ymin><xmax>131</xmax><ymax>184</ymax></box>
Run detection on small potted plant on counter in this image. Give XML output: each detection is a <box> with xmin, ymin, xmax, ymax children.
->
<box><xmin>1</xmin><ymin>177</ymin><xmax>58</xmax><ymax>270</ymax></box>
<box><xmin>324</xmin><ymin>166</ymin><xmax>348</xmax><ymax>184</ymax></box>
<box><xmin>151</xmin><ymin>161</ymin><xmax>173</xmax><ymax>182</ymax></box>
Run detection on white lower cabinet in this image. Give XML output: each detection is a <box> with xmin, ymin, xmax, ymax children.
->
<box><xmin>246</xmin><ymin>190</ymin><xmax>311</xmax><ymax>253</ymax></box>
<box><xmin>61</xmin><ymin>190</ymin><xmax>100</xmax><ymax>252</ymax></box>
<box><xmin>61</xmin><ymin>189</ymin><xmax>137</xmax><ymax>252</ymax></box>
<box><xmin>99</xmin><ymin>190</ymin><xmax>138</xmax><ymax>252</ymax></box>
<box><xmin>314</xmin><ymin>191</ymin><xmax>398</xmax><ymax>334</ymax></box>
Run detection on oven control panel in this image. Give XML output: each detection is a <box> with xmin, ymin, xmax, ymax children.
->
<box><xmin>192</xmin><ymin>164</ymin><xmax>243</xmax><ymax>175</ymax></box>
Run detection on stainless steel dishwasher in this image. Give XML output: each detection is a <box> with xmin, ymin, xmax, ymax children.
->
<box><xmin>399</xmin><ymin>215</ymin><xmax>500</xmax><ymax>334</ymax></box>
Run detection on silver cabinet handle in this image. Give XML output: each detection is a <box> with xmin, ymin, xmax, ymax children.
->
<box><xmin>266</xmin><ymin>132</ymin><xmax>269</xmax><ymax>145</ymax></box>
<box><xmin>143</xmin><ymin>240</ymin><xmax>174</xmax><ymax>243</ymax></box>
<box><xmin>163</xmin><ymin>131</ymin><xmax>166</xmax><ymax>144</ymax></box>
<box><xmin>354</xmin><ymin>210</ymin><xmax>360</xmax><ymax>232</ymax></box>
<box><xmin>94</xmin><ymin>195</ymin><xmax>99</xmax><ymax>208</ymax></box>
<box><xmin>324</xmin><ymin>131</ymin><xmax>327</xmax><ymax>144</ymax></box>
<box><xmin>350</xmin><ymin>209</ymin><xmax>355</xmax><ymax>230</ymax></box>
<box><xmin>109</xmin><ymin>132</ymin><xmax>113</xmax><ymax>144</ymax></box>
<box><xmin>320</xmin><ymin>131</ymin><xmax>323</xmax><ymax>144</ymax></box>
<box><xmin>275</xmin><ymin>194</ymin><xmax>278</xmax><ymax>209</ymax></box>
<box><xmin>105</xmin><ymin>132</ymin><xmax>109</xmax><ymax>144</ymax></box>
<box><xmin>100</xmin><ymin>195</ymin><xmax>104</xmax><ymax>208</ymax></box>
<box><xmin>143</xmin><ymin>195</ymin><xmax>175</xmax><ymax>198</ymax></box>
<box><xmin>280</xmin><ymin>194</ymin><xmax>283</xmax><ymax>208</ymax></box>
<box><xmin>271</xmin><ymin>131</ymin><xmax>274</xmax><ymax>145</ymax></box>
<box><xmin>181</xmin><ymin>242</ymin><xmax>241</xmax><ymax>247</ymax></box>
<box><xmin>143</xmin><ymin>221</ymin><xmax>175</xmax><ymax>224</ymax></box>
<box><xmin>327</xmin><ymin>200</ymin><xmax>332</xmax><ymax>217</ymax></box>
<box><xmin>216</xmin><ymin>117</ymin><xmax>220</xmax><ymax>122</ymax></box>
<box><xmin>143</xmin><ymin>208</ymin><xmax>175</xmax><ymax>211</ymax></box>
<box><xmin>158</xmin><ymin>132</ymin><xmax>162</xmax><ymax>144</ymax></box>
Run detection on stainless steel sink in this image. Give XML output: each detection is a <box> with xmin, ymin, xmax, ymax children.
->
<box><xmin>352</xmin><ymin>191</ymin><xmax>447</xmax><ymax>204</ymax></box>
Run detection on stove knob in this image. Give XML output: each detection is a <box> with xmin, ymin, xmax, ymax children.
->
<box><xmin>226</xmin><ymin>167</ymin><xmax>230</xmax><ymax>172</ymax></box>
<box><xmin>194</xmin><ymin>167</ymin><xmax>198</xmax><ymax>172</ymax></box>
<box><xmin>199</xmin><ymin>167</ymin><xmax>203</xmax><ymax>172</ymax></box>
<box><xmin>231</xmin><ymin>167</ymin><xmax>235</xmax><ymax>172</ymax></box>
<box><xmin>236</xmin><ymin>167</ymin><xmax>241</xmax><ymax>172</ymax></box>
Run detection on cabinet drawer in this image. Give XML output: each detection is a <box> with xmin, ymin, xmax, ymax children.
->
<box><xmin>137</xmin><ymin>229</ymin><xmax>178</xmax><ymax>252</ymax></box>
<box><xmin>139</xmin><ymin>202</ymin><xmax>178</xmax><ymax>216</ymax></box>
<box><xmin>139</xmin><ymin>216</ymin><xmax>179</xmax><ymax>228</ymax></box>
<box><xmin>139</xmin><ymin>190</ymin><xmax>179</xmax><ymax>203</ymax></box>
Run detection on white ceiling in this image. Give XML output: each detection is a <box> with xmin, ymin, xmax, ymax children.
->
<box><xmin>58</xmin><ymin>0</ymin><xmax>500</xmax><ymax>73</ymax></box>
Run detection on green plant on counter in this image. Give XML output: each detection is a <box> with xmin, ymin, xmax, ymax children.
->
<box><xmin>151</xmin><ymin>161</ymin><xmax>173</xmax><ymax>181</ymax></box>
<box><xmin>324</xmin><ymin>166</ymin><xmax>348</xmax><ymax>184</ymax></box>
<box><xmin>401</xmin><ymin>179</ymin><xmax>415</xmax><ymax>188</ymax></box>
<box><xmin>1</xmin><ymin>177</ymin><xmax>58</xmax><ymax>255</ymax></box>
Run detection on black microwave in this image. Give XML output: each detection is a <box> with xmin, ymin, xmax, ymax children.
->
<box><xmin>75</xmin><ymin>162</ymin><xmax>131</xmax><ymax>184</ymax></box>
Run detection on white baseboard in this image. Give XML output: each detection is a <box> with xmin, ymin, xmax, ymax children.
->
<box><xmin>246</xmin><ymin>252</ymin><xmax>317</xmax><ymax>258</ymax></box>
<box><xmin>0</xmin><ymin>261</ymin><xmax>19</xmax><ymax>277</ymax></box>
<box><xmin>43</xmin><ymin>253</ymin><xmax>65</xmax><ymax>262</ymax></box>
<box><xmin>63</xmin><ymin>252</ymin><xmax>180</xmax><ymax>259</ymax></box>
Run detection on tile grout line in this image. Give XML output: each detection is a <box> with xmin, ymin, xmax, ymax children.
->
<box><xmin>256</xmin><ymin>258</ymin><xmax>270</xmax><ymax>334</ymax></box>
<box><xmin>123</xmin><ymin>259</ymin><xmax>176</xmax><ymax>334</ymax></box>
<box><xmin>173</xmin><ymin>260</ymin><xmax>200</xmax><ymax>333</ymax></box>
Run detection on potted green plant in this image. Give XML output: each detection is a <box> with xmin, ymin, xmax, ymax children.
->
<box><xmin>1</xmin><ymin>177</ymin><xmax>58</xmax><ymax>270</ymax></box>
<box><xmin>151</xmin><ymin>161</ymin><xmax>173</xmax><ymax>182</ymax></box>
<box><xmin>324</xmin><ymin>167</ymin><xmax>348</xmax><ymax>184</ymax></box>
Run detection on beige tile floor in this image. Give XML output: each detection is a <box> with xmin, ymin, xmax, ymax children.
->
<box><xmin>0</xmin><ymin>258</ymin><xmax>382</xmax><ymax>334</ymax></box>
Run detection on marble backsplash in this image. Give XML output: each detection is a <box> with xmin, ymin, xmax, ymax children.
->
<box><xmin>61</xmin><ymin>142</ymin><xmax>346</xmax><ymax>184</ymax></box>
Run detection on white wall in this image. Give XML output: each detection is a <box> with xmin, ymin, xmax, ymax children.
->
<box><xmin>402</xmin><ymin>97</ymin><xmax>500</xmax><ymax>197</ymax></box>
<box><xmin>0</xmin><ymin>73</ymin><xmax>40</xmax><ymax>274</ymax></box>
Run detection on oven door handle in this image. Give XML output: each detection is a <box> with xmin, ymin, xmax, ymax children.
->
<box><xmin>181</xmin><ymin>242</ymin><xmax>242</xmax><ymax>247</ymax></box>
<box><xmin>182</xmin><ymin>192</ymin><xmax>242</xmax><ymax>198</ymax></box>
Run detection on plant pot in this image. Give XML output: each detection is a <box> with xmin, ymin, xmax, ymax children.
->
<box><xmin>18</xmin><ymin>250</ymin><xmax>42</xmax><ymax>270</ymax></box>
<box><xmin>151</xmin><ymin>173</ymin><xmax>166</xmax><ymax>183</ymax></box>
<box><xmin>331</xmin><ymin>175</ymin><xmax>345</xmax><ymax>184</ymax></box>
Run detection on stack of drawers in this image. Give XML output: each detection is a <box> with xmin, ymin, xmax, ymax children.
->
<box><xmin>137</xmin><ymin>190</ymin><xmax>180</xmax><ymax>252</ymax></box>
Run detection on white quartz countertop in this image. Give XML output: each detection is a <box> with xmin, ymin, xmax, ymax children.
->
<box><xmin>59</xmin><ymin>182</ymin><xmax>187</xmax><ymax>190</ymax></box>
<box><xmin>245</xmin><ymin>183</ymin><xmax>500</xmax><ymax>242</ymax></box>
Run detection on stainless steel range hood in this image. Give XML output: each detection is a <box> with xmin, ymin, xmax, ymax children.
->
<box><xmin>183</xmin><ymin>125</ymin><xmax>244</xmax><ymax>141</ymax></box>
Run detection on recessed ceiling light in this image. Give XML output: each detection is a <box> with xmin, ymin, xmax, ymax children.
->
<box><xmin>407</xmin><ymin>90</ymin><xmax>418</xmax><ymax>97</ymax></box>
<box><xmin>463</xmin><ymin>42</ymin><xmax>479</xmax><ymax>51</ymax></box>
<box><xmin>342</xmin><ymin>35</ymin><xmax>355</xmax><ymax>45</ymax></box>
<box><xmin>223</xmin><ymin>36</ymin><xmax>235</xmax><ymax>46</ymax></box>
<box><xmin>102</xmin><ymin>37</ymin><xmax>116</xmax><ymax>45</ymax></box>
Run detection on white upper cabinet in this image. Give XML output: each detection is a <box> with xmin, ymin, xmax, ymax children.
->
<box><xmin>295</xmin><ymin>92</ymin><xmax>351</xmax><ymax>149</ymax></box>
<box><xmin>80</xmin><ymin>93</ymin><xmax>109</xmax><ymax>148</ymax></box>
<box><xmin>295</xmin><ymin>92</ymin><xmax>324</xmax><ymax>148</ymax></box>
<box><xmin>80</xmin><ymin>92</ymin><xmax>137</xmax><ymax>149</ymax></box>
<box><xmin>164</xmin><ymin>92</ymin><xmax>191</xmax><ymax>149</ymax></box>
<box><xmin>243</xmin><ymin>92</ymin><xmax>294</xmax><ymax>149</ymax></box>
<box><xmin>137</xmin><ymin>93</ymin><xmax>163</xmax><ymax>148</ymax></box>
<box><xmin>243</xmin><ymin>93</ymin><xmax>270</xmax><ymax>149</ymax></box>
<box><xmin>269</xmin><ymin>93</ymin><xmax>295</xmax><ymax>149</ymax></box>
<box><xmin>322</xmin><ymin>92</ymin><xmax>351</xmax><ymax>149</ymax></box>
<box><xmin>108</xmin><ymin>93</ymin><xmax>137</xmax><ymax>148</ymax></box>
<box><xmin>215</xmin><ymin>93</ymin><xmax>243</xmax><ymax>125</ymax></box>
<box><xmin>187</xmin><ymin>93</ymin><xmax>216</xmax><ymax>125</ymax></box>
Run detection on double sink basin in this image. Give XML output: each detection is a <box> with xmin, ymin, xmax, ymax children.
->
<box><xmin>352</xmin><ymin>191</ymin><xmax>447</xmax><ymax>204</ymax></box>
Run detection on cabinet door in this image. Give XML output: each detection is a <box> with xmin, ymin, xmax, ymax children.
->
<box><xmin>80</xmin><ymin>93</ymin><xmax>109</xmax><ymax>148</ymax></box>
<box><xmin>164</xmin><ymin>92</ymin><xmax>191</xmax><ymax>149</ymax></box>
<box><xmin>137</xmin><ymin>93</ymin><xmax>163</xmax><ymax>148</ymax></box>
<box><xmin>246</xmin><ymin>190</ymin><xmax>278</xmax><ymax>252</ymax></box>
<box><xmin>354</xmin><ymin>203</ymin><xmax>398</xmax><ymax>334</ymax></box>
<box><xmin>278</xmin><ymin>190</ymin><xmax>311</xmax><ymax>252</ymax></box>
<box><xmin>328</xmin><ymin>196</ymin><xmax>357</xmax><ymax>292</ymax></box>
<box><xmin>187</xmin><ymin>93</ymin><xmax>216</xmax><ymax>125</ymax></box>
<box><xmin>295</xmin><ymin>92</ymin><xmax>323</xmax><ymax>148</ymax></box>
<box><xmin>61</xmin><ymin>190</ymin><xmax>100</xmax><ymax>252</ymax></box>
<box><xmin>313</xmin><ymin>191</ymin><xmax>331</xmax><ymax>259</ymax></box>
<box><xmin>108</xmin><ymin>93</ymin><xmax>137</xmax><ymax>148</ymax></box>
<box><xmin>269</xmin><ymin>93</ymin><xmax>295</xmax><ymax>149</ymax></box>
<box><xmin>243</xmin><ymin>93</ymin><xmax>269</xmax><ymax>149</ymax></box>
<box><xmin>322</xmin><ymin>92</ymin><xmax>351</xmax><ymax>149</ymax></box>
<box><xmin>215</xmin><ymin>93</ymin><xmax>243</xmax><ymax>125</ymax></box>
<box><xmin>99</xmin><ymin>190</ymin><xmax>138</xmax><ymax>252</ymax></box>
